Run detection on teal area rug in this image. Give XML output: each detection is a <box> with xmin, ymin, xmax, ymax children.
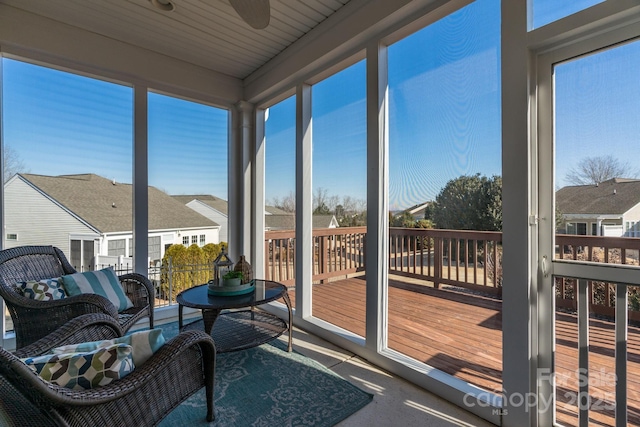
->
<box><xmin>146</xmin><ymin>321</ymin><xmax>373</xmax><ymax>426</ymax></box>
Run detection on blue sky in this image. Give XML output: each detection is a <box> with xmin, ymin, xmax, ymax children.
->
<box><xmin>2</xmin><ymin>62</ymin><xmax>228</xmax><ymax>198</ymax></box>
<box><xmin>3</xmin><ymin>0</ymin><xmax>633</xmax><ymax>209</ymax></box>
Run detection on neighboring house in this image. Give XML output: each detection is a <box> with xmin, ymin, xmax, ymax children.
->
<box><xmin>4</xmin><ymin>174</ymin><xmax>220</xmax><ymax>270</ymax></box>
<box><xmin>174</xmin><ymin>195</ymin><xmax>337</xmax><ymax>233</ymax></box>
<box><xmin>172</xmin><ymin>195</ymin><xmax>229</xmax><ymax>243</ymax></box>
<box><xmin>265</xmin><ymin>214</ymin><xmax>339</xmax><ymax>231</ymax></box>
<box><xmin>556</xmin><ymin>178</ymin><xmax>640</xmax><ymax>237</ymax></box>
<box><xmin>404</xmin><ymin>202</ymin><xmax>432</xmax><ymax>221</ymax></box>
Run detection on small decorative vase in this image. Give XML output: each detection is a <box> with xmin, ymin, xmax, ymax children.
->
<box><xmin>222</xmin><ymin>277</ymin><xmax>242</xmax><ymax>287</ymax></box>
<box><xmin>234</xmin><ymin>255</ymin><xmax>253</xmax><ymax>284</ymax></box>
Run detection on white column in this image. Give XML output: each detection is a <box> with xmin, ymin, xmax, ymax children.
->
<box><xmin>133</xmin><ymin>85</ymin><xmax>148</xmax><ymax>276</ymax></box>
<box><xmin>253</xmin><ymin>108</ymin><xmax>267</xmax><ymax>278</ymax></box>
<box><xmin>365</xmin><ymin>41</ymin><xmax>388</xmax><ymax>352</ymax></box>
<box><xmin>229</xmin><ymin>101</ymin><xmax>254</xmax><ymax>262</ymax></box>
<box><xmin>295</xmin><ymin>84</ymin><xmax>313</xmax><ymax>317</ymax></box>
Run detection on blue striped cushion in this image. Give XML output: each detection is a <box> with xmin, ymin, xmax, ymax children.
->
<box><xmin>61</xmin><ymin>267</ymin><xmax>134</xmax><ymax>312</ymax></box>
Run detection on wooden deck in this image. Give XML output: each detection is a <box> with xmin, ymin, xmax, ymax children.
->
<box><xmin>290</xmin><ymin>275</ymin><xmax>640</xmax><ymax>427</ymax></box>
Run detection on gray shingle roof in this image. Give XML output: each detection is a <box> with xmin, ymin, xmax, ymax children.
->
<box><xmin>265</xmin><ymin>206</ymin><xmax>290</xmax><ymax>215</ymax></box>
<box><xmin>172</xmin><ymin>195</ymin><xmax>291</xmax><ymax>216</ymax></box>
<box><xmin>265</xmin><ymin>214</ymin><xmax>337</xmax><ymax>230</ymax></box>
<box><xmin>172</xmin><ymin>194</ymin><xmax>229</xmax><ymax>215</ymax></box>
<box><xmin>21</xmin><ymin>174</ymin><xmax>218</xmax><ymax>233</ymax></box>
<box><xmin>556</xmin><ymin>178</ymin><xmax>640</xmax><ymax>215</ymax></box>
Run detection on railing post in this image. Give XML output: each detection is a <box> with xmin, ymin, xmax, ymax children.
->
<box><xmin>168</xmin><ymin>256</ymin><xmax>173</xmax><ymax>304</ymax></box>
<box><xmin>434</xmin><ymin>236</ymin><xmax>442</xmax><ymax>289</ymax></box>
<box><xmin>265</xmin><ymin>240</ymin><xmax>270</xmax><ymax>281</ymax></box>
<box><xmin>319</xmin><ymin>236</ymin><xmax>326</xmax><ymax>284</ymax></box>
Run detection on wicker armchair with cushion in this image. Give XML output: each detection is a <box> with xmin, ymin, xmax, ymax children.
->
<box><xmin>0</xmin><ymin>245</ymin><xmax>154</xmax><ymax>349</ymax></box>
<box><xmin>0</xmin><ymin>316</ymin><xmax>216</xmax><ymax>426</ymax></box>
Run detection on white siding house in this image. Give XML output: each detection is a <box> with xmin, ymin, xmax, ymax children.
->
<box><xmin>4</xmin><ymin>174</ymin><xmax>220</xmax><ymax>270</ymax></box>
<box><xmin>556</xmin><ymin>178</ymin><xmax>640</xmax><ymax>237</ymax></box>
<box><xmin>186</xmin><ymin>200</ymin><xmax>228</xmax><ymax>243</ymax></box>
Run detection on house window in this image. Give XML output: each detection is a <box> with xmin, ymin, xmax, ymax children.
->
<box><xmin>5</xmin><ymin>233</ymin><xmax>17</xmax><ymax>241</ymax></box>
<box><xmin>191</xmin><ymin>235</ymin><xmax>197</xmax><ymax>245</ymax></box>
<box><xmin>591</xmin><ymin>223</ymin><xmax>598</xmax><ymax>236</ymax></box>
<box><xmin>566</xmin><ymin>222</ymin><xmax>587</xmax><ymax>235</ymax></box>
<box><xmin>148</xmin><ymin>236</ymin><xmax>161</xmax><ymax>261</ymax></box>
<box><xmin>199</xmin><ymin>234</ymin><xmax>206</xmax><ymax>245</ymax></box>
<box><xmin>70</xmin><ymin>239</ymin><xmax>95</xmax><ymax>272</ymax></box>
<box><xmin>182</xmin><ymin>236</ymin><xmax>189</xmax><ymax>246</ymax></box>
<box><xmin>108</xmin><ymin>239</ymin><xmax>126</xmax><ymax>257</ymax></box>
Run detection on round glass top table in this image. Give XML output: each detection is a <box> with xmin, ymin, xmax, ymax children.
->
<box><xmin>176</xmin><ymin>279</ymin><xmax>293</xmax><ymax>353</ymax></box>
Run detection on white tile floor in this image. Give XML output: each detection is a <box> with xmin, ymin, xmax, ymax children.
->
<box><xmin>284</xmin><ymin>328</ymin><xmax>496</xmax><ymax>427</ymax></box>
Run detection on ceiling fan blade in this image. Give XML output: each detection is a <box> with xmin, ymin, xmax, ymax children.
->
<box><xmin>229</xmin><ymin>0</ymin><xmax>270</xmax><ymax>30</ymax></box>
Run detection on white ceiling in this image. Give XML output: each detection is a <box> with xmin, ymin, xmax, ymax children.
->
<box><xmin>0</xmin><ymin>0</ymin><xmax>351</xmax><ymax>79</ymax></box>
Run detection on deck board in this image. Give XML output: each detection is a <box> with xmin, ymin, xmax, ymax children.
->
<box><xmin>287</xmin><ymin>275</ymin><xmax>640</xmax><ymax>427</ymax></box>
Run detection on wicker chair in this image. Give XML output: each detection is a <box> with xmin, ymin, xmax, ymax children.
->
<box><xmin>0</xmin><ymin>315</ymin><xmax>216</xmax><ymax>426</ymax></box>
<box><xmin>0</xmin><ymin>245</ymin><xmax>154</xmax><ymax>349</ymax></box>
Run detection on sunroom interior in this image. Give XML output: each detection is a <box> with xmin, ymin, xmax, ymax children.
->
<box><xmin>2</xmin><ymin>1</ymin><xmax>640</xmax><ymax>426</ymax></box>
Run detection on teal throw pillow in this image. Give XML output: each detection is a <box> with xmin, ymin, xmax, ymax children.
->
<box><xmin>21</xmin><ymin>344</ymin><xmax>134</xmax><ymax>390</ymax></box>
<box><xmin>61</xmin><ymin>267</ymin><xmax>134</xmax><ymax>312</ymax></box>
<box><xmin>51</xmin><ymin>328</ymin><xmax>165</xmax><ymax>366</ymax></box>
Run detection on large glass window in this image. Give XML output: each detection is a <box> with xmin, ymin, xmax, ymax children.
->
<box><xmin>552</xmin><ymin>39</ymin><xmax>640</xmax><ymax>427</ymax></box>
<box><xmin>387</xmin><ymin>0</ymin><xmax>502</xmax><ymax>394</ymax></box>
<box><xmin>108</xmin><ymin>239</ymin><xmax>127</xmax><ymax>257</ymax></box>
<box><xmin>2</xmin><ymin>59</ymin><xmax>132</xmax><ymax>266</ymax></box>
<box><xmin>264</xmin><ymin>96</ymin><xmax>296</xmax><ymax>288</ymax></box>
<box><xmin>311</xmin><ymin>60</ymin><xmax>367</xmax><ymax>337</ymax></box>
<box><xmin>147</xmin><ymin>92</ymin><xmax>228</xmax><ymax>303</ymax></box>
<box><xmin>531</xmin><ymin>0</ymin><xmax>604</xmax><ymax>30</ymax></box>
<box><xmin>2</xmin><ymin>58</ymin><xmax>133</xmax><ymax>331</ymax></box>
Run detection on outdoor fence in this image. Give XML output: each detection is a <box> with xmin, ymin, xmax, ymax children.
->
<box><xmin>265</xmin><ymin>227</ymin><xmax>503</xmax><ymax>295</ymax></box>
<box><xmin>555</xmin><ymin>233</ymin><xmax>640</xmax><ymax>321</ymax></box>
<box><xmin>83</xmin><ymin>259</ymin><xmax>215</xmax><ymax>308</ymax></box>
<box><xmin>62</xmin><ymin>229</ymin><xmax>640</xmax><ymax>320</ymax></box>
<box><xmin>265</xmin><ymin>228</ymin><xmax>640</xmax><ymax>320</ymax></box>
<box><xmin>264</xmin><ymin>227</ymin><xmax>367</xmax><ymax>286</ymax></box>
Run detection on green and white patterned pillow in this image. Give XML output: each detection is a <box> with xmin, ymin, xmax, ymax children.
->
<box><xmin>61</xmin><ymin>267</ymin><xmax>134</xmax><ymax>312</ymax></box>
<box><xmin>18</xmin><ymin>278</ymin><xmax>67</xmax><ymax>301</ymax></box>
<box><xmin>21</xmin><ymin>344</ymin><xmax>134</xmax><ymax>390</ymax></box>
<box><xmin>51</xmin><ymin>329</ymin><xmax>165</xmax><ymax>366</ymax></box>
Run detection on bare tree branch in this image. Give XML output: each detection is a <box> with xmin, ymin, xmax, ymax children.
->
<box><xmin>3</xmin><ymin>146</ymin><xmax>28</xmax><ymax>183</ymax></box>
<box><xmin>565</xmin><ymin>155</ymin><xmax>638</xmax><ymax>185</ymax></box>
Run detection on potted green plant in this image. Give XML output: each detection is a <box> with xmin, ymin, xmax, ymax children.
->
<box><xmin>222</xmin><ymin>270</ymin><xmax>243</xmax><ymax>287</ymax></box>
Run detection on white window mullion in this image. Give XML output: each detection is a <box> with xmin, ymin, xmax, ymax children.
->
<box><xmin>503</xmin><ymin>0</ymin><xmax>536</xmax><ymax>426</ymax></box>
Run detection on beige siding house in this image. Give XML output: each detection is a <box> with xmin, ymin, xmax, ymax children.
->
<box><xmin>4</xmin><ymin>174</ymin><xmax>220</xmax><ymax>269</ymax></box>
<box><xmin>173</xmin><ymin>195</ymin><xmax>338</xmax><ymax>233</ymax></box>
<box><xmin>556</xmin><ymin>178</ymin><xmax>640</xmax><ymax>237</ymax></box>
